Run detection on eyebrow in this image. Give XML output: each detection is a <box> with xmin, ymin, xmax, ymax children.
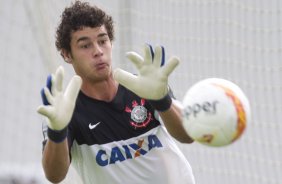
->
<box><xmin>76</xmin><ymin>33</ymin><xmax>108</xmax><ymax>43</ymax></box>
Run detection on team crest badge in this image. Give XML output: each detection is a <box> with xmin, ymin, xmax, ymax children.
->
<box><xmin>125</xmin><ymin>99</ymin><xmax>153</xmax><ymax>129</ymax></box>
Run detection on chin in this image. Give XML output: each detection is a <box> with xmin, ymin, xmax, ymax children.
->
<box><xmin>94</xmin><ymin>72</ymin><xmax>112</xmax><ymax>82</ymax></box>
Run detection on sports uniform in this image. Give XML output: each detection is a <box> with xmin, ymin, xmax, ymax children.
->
<box><xmin>43</xmin><ymin>84</ymin><xmax>195</xmax><ymax>184</ymax></box>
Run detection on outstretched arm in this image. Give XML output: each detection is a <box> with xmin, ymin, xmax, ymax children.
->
<box><xmin>159</xmin><ymin>101</ymin><xmax>194</xmax><ymax>143</ymax></box>
<box><xmin>42</xmin><ymin>139</ymin><xmax>70</xmax><ymax>183</ymax></box>
<box><xmin>114</xmin><ymin>44</ymin><xmax>193</xmax><ymax>143</ymax></box>
<box><xmin>38</xmin><ymin>66</ymin><xmax>82</xmax><ymax>183</ymax></box>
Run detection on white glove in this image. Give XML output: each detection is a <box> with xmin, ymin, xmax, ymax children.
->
<box><xmin>113</xmin><ymin>44</ymin><xmax>179</xmax><ymax>100</ymax></box>
<box><xmin>37</xmin><ymin>66</ymin><xmax>82</xmax><ymax>131</ymax></box>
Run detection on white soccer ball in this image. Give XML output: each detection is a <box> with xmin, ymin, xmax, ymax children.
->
<box><xmin>182</xmin><ymin>78</ymin><xmax>251</xmax><ymax>147</ymax></box>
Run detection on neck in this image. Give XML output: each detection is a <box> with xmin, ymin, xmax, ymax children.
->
<box><xmin>81</xmin><ymin>76</ymin><xmax>119</xmax><ymax>102</ymax></box>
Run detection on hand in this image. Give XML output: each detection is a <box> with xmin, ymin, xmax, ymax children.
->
<box><xmin>113</xmin><ymin>44</ymin><xmax>179</xmax><ymax>100</ymax></box>
<box><xmin>37</xmin><ymin>66</ymin><xmax>82</xmax><ymax>131</ymax></box>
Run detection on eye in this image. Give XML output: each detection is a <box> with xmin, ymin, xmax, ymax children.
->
<box><xmin>81</xmin><ymin>43</ymin><xmax>91</xmax><ymax>49</ymax></box>
<box><xmin>99</xmin><ymin>36</ymin><xmax>110</xmax><ymax>45</ymax></box>
<box><xmin>98</xmin><ymin>39</ymin><xmax>107</xmax><ymax>45</ymax></box>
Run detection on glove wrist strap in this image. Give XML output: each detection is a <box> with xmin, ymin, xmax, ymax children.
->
<box><xmin>47</xmin><ymin>127</ymin><xmax>68</xmax><ymax>143</ymax></box>
<box><xmin>149</xmin><ymin>94</ymin><xmax>172</xmax><ymax>112</ymax></box>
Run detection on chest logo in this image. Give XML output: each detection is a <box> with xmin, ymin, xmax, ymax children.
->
<box><xmin>125</xmin><ymin>99</ymin><xmax>153</xmax><ymax>129</ymax></box>
<box><xmin>89</xmin><ymin>122</ymin><xmax>101</xmax><ymax>130</ymax></box>
<box><xmin>131</xmin><ymin>106</ymin><xmax>147</xmax><ymax>123</ymax></box>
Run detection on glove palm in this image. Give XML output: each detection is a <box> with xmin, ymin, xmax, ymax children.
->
<box><xmin>37</xmin><ymin>66</ymin><xmax>82</xmax><ymax>131</ymax></box>
<box><xmin>114</xmin><ymin>45</ymin><xmax>179</xmax><ymax>100</ymax></box>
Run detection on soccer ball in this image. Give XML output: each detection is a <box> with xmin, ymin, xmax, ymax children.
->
<box><xmin>182</xmin><ymin>78</ymin><xmax>251</xmax><ymax>147</ymax></box>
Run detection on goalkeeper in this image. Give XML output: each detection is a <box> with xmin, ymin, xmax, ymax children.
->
<box><xmin>38</xmin><ymin>1</ymin><xmax>195</xmax><ymax>184</ymax></box>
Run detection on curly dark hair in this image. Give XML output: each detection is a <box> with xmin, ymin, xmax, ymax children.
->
<box><xmin>55</xmin><ymin>1</ymin><xmax>115</xmax><ymax>55</ymax></box>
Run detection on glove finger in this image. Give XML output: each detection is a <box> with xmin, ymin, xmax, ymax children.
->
<box><xmin>37</xmin><ymin>105</ymin><xmax>54</xmax><ymax>119</ymax></box>
<box><xmin>49</xmin><ymin>74</ymin><xmax>56</xmax><ymax>94</ymax></box>
<box><xmin>113</xmin><ymin>68</ymin><xmax>138</xmax><ymax>90</ymax></box>
<box><xmin>64</xmin><ymin>75</ymin><xmax>82</xmax><ymax>102</ymax></box>
<box><xmin>46</xmin><ymin>75</ymin><xmax>52</xmax><ymax>93</ymax></box>
<box><xmin>153</xmin><ymin>45</ymin><xmax>165</xmax><ymax>67</ymax></box>
<box><xmin>43</xmin><ymin>87</ymin><xmax>54</xmax><ymax>105</ymax></box>
<box><xmin>144</xmin><ymin>44</ymin><xmax>154</xmax><ymax>65</ymax></box>
<box><xmin>162</xmin><ymin>57</ymin><xmax>179</xmax><ymax>76</ymax></box>
<box><xmin>41</xmin><ymin>88</ymin><xmax>50</xmax><ymax>105</ymax></box>
<box><xmin>126</xmin><ymin>52</ymin><xmax>144</xmax><ymax>69</ymax></box>
<box><xmin>54</xmin><ymin>66</ymin><xmax>64</xmax><ymax>93</ymax></box>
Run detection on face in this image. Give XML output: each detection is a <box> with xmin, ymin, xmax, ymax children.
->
<box><xmin>66</xmin><ymin>25</ymin><xmax>113</xmax><ymax>83</ymax></box>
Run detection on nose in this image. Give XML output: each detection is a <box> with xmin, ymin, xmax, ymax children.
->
<box><xmin>92</xmin><ymin>43</ymin><xmax>103</xmax><ymax>57</ymax></box>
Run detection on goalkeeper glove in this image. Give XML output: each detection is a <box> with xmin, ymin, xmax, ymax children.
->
<box><xmin>37</xmin><ymin>66</ymin><xmax>82</xmax><ymax>142</ymax></box>
<box><xmin>114</xmin><ymin>44</ymin><xmax>179</xmax><ymax>111</ymax></box>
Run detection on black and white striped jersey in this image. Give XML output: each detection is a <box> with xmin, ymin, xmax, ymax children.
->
<box><xmin>44</xmin><ymin>85</ymin><xmax>195</xmax><ymax>184</ymax></box>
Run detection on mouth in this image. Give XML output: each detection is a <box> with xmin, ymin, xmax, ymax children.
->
<box><xmin>95</xmin><ymin>62</ymin><xmax>108</xmax><ymax>70</ymax></box>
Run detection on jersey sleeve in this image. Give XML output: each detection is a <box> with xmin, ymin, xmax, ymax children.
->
<box><xmin>67</xmin><ymin>116</ymin><xmax>77</xmax><ymax>161</ymax></box>
<box><xmin>168</xmin><ymin>85</ymin><xmax>176</xmax><ymax>100</ymax></box>
<box><xmin>41</xmin><ymin>120</ymin><xmax>48</xmax><ymax>153</ymax></box>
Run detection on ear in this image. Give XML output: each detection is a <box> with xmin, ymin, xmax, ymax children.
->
<box><xmin>61</xmin><ymin>49</ymin><xmax>72</xmax><ymax>63</ymax></box>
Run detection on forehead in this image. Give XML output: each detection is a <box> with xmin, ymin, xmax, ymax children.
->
<box><xmin>71</xmin><ymin>25</ymin><xmax>108</xmax><ymax>42</ymax></box>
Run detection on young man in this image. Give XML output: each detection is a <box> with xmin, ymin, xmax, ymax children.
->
<box><xmin>37</xmin><ymin>1</ymin><xmax>195</xmax><ymax>184</ymax></box>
